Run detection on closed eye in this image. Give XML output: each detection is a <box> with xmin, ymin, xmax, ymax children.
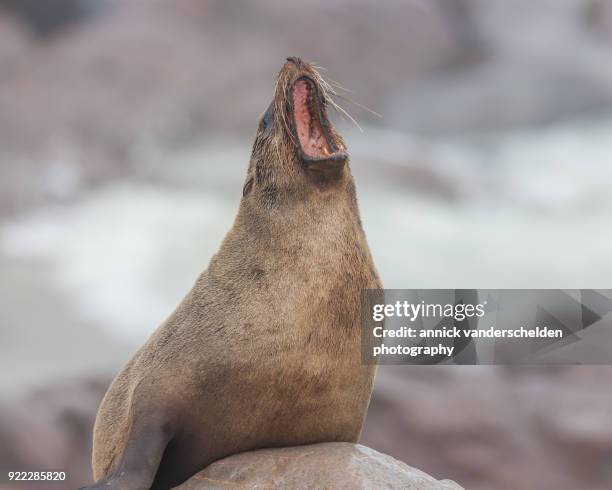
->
<box><xmin>260</xmin><ymin>104</ymin><xmax>273</xmax><ymax>132</ymax></box>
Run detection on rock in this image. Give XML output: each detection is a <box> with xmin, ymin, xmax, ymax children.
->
<box><xmin>175</xmin><ymin>443</ymin><xmax>463</xmax><ymax>490</ymax></box>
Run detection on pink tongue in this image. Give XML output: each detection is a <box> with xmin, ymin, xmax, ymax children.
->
<box><xmin>292</xmin><ymin>80</ymin><xmax>331</xmax><ymax>158</ymax></box>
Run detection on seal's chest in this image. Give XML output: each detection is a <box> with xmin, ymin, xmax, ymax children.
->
<box><xmin>263</xmin><ymin>349</ymin><xmax>360</xmax><ymax>404</ymax></box>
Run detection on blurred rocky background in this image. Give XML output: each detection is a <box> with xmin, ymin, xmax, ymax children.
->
<box><xmin>1</xmin><ymin>0</ymin><xmax>612</xmax><ymax>489</ymax></box>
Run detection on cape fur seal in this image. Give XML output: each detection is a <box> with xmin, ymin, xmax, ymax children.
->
<box><xmin>84</xmin><ymin>57</ymin><xmax>382</xmax><ymax>490</ymax></box>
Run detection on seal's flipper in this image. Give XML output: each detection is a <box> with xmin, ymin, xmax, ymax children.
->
<box><xmin>83</xmin><ymin>417</ymin><xmax>173</xmax><ymax>490</ymax></box>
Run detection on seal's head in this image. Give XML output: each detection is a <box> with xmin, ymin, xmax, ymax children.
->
<box><xmin>243</xmin><ymin>57</ymin><xmax>351</xmax><ymax>205</ymax></box>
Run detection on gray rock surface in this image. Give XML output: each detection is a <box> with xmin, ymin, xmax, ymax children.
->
<box><xmin>175</xmin><ymin>443</ymin><xmax>463</xmax><ymax>490</ymax></box>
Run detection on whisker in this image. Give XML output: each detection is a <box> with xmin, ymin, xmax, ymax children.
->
<box><xmin>326</xmin><ymin>78</ymin><xmax>355</xmax><ymax>94</ymax></box>
<box><xmin>332</xmin><ymin>93</ymin><xmax>382</xmax><ymax>119</ymax></box>
<box><xmin>307</xmin><ymin>67</ymin><xmax>364</xmax><ymax>133</ymax></box>
<box><xmin>328</xmin><ymin>97</ymin><xmax>363</xmax><ymax>133</ymax></box>
<box><xmin>312</xmin><ymin>67</ymin><xmax>381</xmax><ymax>128</ymax></box>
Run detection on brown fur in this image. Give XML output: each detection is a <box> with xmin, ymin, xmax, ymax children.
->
<box><xmin>86</xmin><ymin>58</ymin><xmax>381</xmax><ymax>490</ymax></box>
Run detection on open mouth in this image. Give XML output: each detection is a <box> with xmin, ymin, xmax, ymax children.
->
<box><xmin>291</xmin><ymin>77</ymin><xmax>340</xmax><ymax>161</ymax></box>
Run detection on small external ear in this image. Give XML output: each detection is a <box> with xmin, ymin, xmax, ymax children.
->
<box><xmin>243</xmin><ymin>177</ymin><xmax>254</xmax><ymax>196</ymax></box>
